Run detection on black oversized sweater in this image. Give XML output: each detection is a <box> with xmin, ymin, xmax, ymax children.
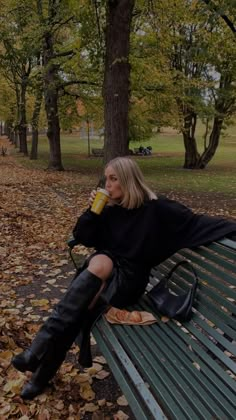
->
<box><xmin>73</xmin><ymin>196</ymin><xmax>236</xmax><ymax>270</ymax></box>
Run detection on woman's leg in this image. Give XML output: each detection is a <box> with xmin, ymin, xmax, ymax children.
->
<box><xmin>12</xmin><ymin>254</ymin><xmax>113</xmax><ymax>399</ymax></box>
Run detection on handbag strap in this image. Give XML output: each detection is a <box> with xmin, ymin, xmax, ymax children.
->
<box><xmin>165</xmin><ymin>260</ymin><xmax>198</xmax><ymax>287</ymax></box>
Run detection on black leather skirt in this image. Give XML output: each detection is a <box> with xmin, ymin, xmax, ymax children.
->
<box><xmin>85</xmin><ymin>250</ymin><xmax>150</xmax><ymax>308</ymax></box>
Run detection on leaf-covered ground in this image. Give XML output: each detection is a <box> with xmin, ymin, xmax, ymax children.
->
<box><xmin>0</xmin><ymin>137</ymin><xmax>132</xmax><ymax>419</ymax></box>
<box><xmin>0</xmin><ymin>136</ymin><xmax>235</xmax><ymax>419</ymax></box>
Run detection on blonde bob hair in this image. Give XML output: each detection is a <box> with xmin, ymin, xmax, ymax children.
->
<box><xmin>105</xmin><ymin>157</ymin><xmax>157</xmax><ymax>209</ymax></box>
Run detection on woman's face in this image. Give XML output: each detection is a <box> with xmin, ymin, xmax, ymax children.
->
<box><xmin>105</xmin><ymin>165</ymin><xmax>124</xmax><ymax>202</ymax></box>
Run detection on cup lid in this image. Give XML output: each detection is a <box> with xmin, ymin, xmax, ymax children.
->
<box><xmin>97</xmin><ymin>188</ymin><xmax>110</xmax><ymax>197</ymax></box>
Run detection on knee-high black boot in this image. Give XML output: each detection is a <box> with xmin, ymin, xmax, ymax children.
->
<box><xmin>12</xmin><ymin>269</ymin><xmax>103</xmax><ymax>399</ymax></box>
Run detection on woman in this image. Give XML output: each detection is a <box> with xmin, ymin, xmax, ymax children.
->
<box><xmin>12</xmin><ymin>157</ymin><xmax>236</xmax><ymax>400</ymax></box>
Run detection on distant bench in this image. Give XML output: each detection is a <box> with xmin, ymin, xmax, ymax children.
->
<box><xmin>69</xmin><ymin>237</ymin><xmax>236</xmax><ymax>419</ymax></box>
<box><xmin>91</xmin><ymin>148</ymin><xmax>104</xmax><ymax>157</ymax></box>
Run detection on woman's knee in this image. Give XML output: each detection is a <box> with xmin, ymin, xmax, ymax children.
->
<box><xmin>87</xmin><ymin>254</ymin><xmax>114</xmax><ymax>281</ymax></box>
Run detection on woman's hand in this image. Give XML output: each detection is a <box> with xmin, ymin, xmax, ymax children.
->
<box><xmin>89</xmin><ymin>190</ymin><xmax>97</xmax><ymax>207</ymax></box>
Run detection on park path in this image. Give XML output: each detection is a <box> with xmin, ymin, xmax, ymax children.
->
<box><xmin>0</xmin><ymin>136</ymin><xmax>132</xmax><ymax>420</ymax></box>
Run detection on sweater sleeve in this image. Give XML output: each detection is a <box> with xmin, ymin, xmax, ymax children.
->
<box><xmin>156</xmin><ymin>196</ymin><xmax>196</xmax><ymax>233</ymax></box>
<box><xmin>156</xmin><ymin>196</ymin><xmax>236</xmax><ymax>250</ymax></box>
<box><xmin>72</xmin><ymin>208</ymin><xmax>103</xmax><ymax>248</ymax></box>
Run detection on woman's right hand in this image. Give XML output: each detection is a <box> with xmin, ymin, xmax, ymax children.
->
<box><xmin>89</xmin><ymin>190</ymin><xmax>97</xmax><ymax>207</ymax></box>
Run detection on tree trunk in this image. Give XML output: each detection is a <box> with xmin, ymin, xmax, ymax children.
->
<box><xmin>30</xmin><ymin>130</ymin><xmax>39</xmax><ymax>160</ymax></box>
<box><xmin>182</xmin><ymin>112</ymin><xmax>200</xmax><ymax>168</ymax></box>
<box><xmin>30</xmin><ymin>88</ymin><xmax>43</xmax><ymax>160</ymax></box>
<box><xmin>9</xmin><ymin>129</ymin><xmax>14</xmax><ymax>143</ymax></box>
<box><xmin>43</xmin><ymin>31</ymin><xmax>63</xmax><ymax>171</ymax></box>
<box><xmin>184</xmin><ymin>72</ymin><xmax>232</xmax><ymax>169</ymax></box>
<box><xmin>4</xmin><ymin>121</ymin><xmax>10</xmax><ymax>137</ymax></box>
<box><xmin>18</xmin><ymin>125</ymin><xmax>28</xmax><ymax>155</ymax></box>
<box><xmin>103</xmin><ymin>0</ymin><xmax>135</xmax><ymax>164</ymax></box>
<box><xmin>18</xmin><ymin>77</ymin><xmax>28</xmax><ymax>155</ymax></box>
<box><xmin>196</xmin><ymin>117</ymin><xmax>223</xmax><ymax>169</ymax></box>
<box><xmin>14</xmin><ymin>130</ymin><xmax>19</xmax><ymax>148</ymax></box>
<box><xmin>44</xmin><ymin>79</ymin><xmax>63</xmax><ymax>170</ymax></box>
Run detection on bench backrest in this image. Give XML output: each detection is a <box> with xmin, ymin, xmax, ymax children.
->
<box><xmin>149</xmin><ymin>238</ymin><xmax>236</xmax><ymax>351</ymax></box>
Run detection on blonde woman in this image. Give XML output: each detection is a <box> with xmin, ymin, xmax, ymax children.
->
<box><xmin>12</xmin><ymin>157</ymin><xmax>236</xmax><ymax>400</ymax></box>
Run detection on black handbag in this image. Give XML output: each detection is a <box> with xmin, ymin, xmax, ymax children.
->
<box><xmin>147</xmin><ymin>260</ymin><xmax>198</xmax><ymax>321</ymax></box>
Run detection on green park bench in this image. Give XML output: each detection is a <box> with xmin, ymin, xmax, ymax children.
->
<box><xmin>91</xmin><ymin>148</ymin><xmax>104</xmax><ymax>157</ymax></box>
<box><xmin>69</xmin><ymin>237</ymin><xmax>236</xmax><ymax>419</ymax></box>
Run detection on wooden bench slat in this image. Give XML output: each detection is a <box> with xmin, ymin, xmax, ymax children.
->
<box><xmin>116</xmin><ymin>326</ymin><xmax>213</xmax><ymax>419</ymax></box>
<box><xmin>145</xmin><ymin>314</ymin><xmax>236</xmax><ymax>402</ymax></box>
<box><xmin>93</xmin><ymin>321</ymin><xmax>167</xmax><ymax>420</ymax></box>
<box><xmin>217</xmin><ymin>238</ymin><xmax>236</xmax><ymax>250</ymax></box>
<box><xmin>193</xmin><ymin>307</ymin><xmax>236</xmax><ymax>342</ymax></box>
<box><xmin>151</xmin><ymin>259</ymin><xmax>236</xmax><ymax>306</ymax></box>
<box><xmin>132</xmin><ymin>326</ymin><xmax>225</xmax><ymax>417</ymax></box>
<box><xmin>140</xmin><ymin>298</ymin><xmax>236</xmax><ymax>386</ymax></box>
<box><xmin>195</xmin><ymin>247</ymin><xmax>236</xmax><ymax>272</ymax></box>
<box><xmin>152</xmin><ymin>250</ymin><xmax>236</xmax><ymax>292</ymax></box>
<box><xmin>145</xmin><ymin>326</ymin><xmax>236</xmax><ymax>419</ymax></box>
<box><xmin>157</xmin><ymin>329</ymin><xmax>236</xmax><ymax>418</ymax></box>
<box><xmin>139</xmin><ymin>300</ymin><xmax>236</xmax><ymax>411</ymax></box>
<box><xmin>209</xmin><ymin>239</ymin><xmax>236</xmax><ymax>256</ymax></box>
<box><xmin>92</xmin><ymin>329</ymin><xmax>156</xmax><ymax>420</ymax></box>
<box><xmin>116</xmin><ymin>320</ymin><xmax>236</xmax><ymax>419</ymax></box>
<box><xmin>179</xmin><ymin>249</ymin><xmax>236</xmax><ymax>286</ymax></box>
<box><xmin>151</xmin><ymin>261</ymin><xmax>236</xmax><ymax>319</ymax></box>
<box><xmin>182</xmin><ymin>321</ymin><xmax>236</xmax><ymax>373</ymax></box>
<box><xmin>191</xmin><ymin>313</ymin><xmax>236</xmax><ymax>355</ymax></box>
<box><xmin>117</xmin><ymin>328</ymin><xmax>193</xmax><ymax>419</ymax></box>
<box><xmin>87</xmin><ymin>239</ymin><xmax>236</xmax><ymax>419</ymax></box>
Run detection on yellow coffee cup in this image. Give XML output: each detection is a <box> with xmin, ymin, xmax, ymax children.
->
<box><xmin>91</xmin><ymin>188</ymin><xmax>110</xmax><ymax>214</ymax></box>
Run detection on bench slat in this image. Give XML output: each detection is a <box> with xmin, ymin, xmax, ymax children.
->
<box><xmin>116</xmin><ymin>326</ymin><xmax>212</xmax><ymax>419</ymax></box>
<box><xmin>179</xmin><ymin>249</ymin><xmax>236</xmax><ymax>286</ymax></box>
<box><xmin>195</xmin><ymin>247</ymin><xmax>236</xmax><ymax>272</ymax></box>
<box><xmin>209</xmin><ymin>239</ymin><xmax>236</xmax><ymax>256</ymax></box>
<box><xmin>90</xmin><ymin>239</ymin><xmax>236</xmax><ymax>419</ymax></box>
<box><xmin>151</xmin><ymin>260</ymin><xmax>236</xmax><ymax>309</ymax></box>
<box><xmin>217</xmin><ymin>238</ymin><xmax>236</xmax><ymax>250</ymax></box>
<box><xmin>139</xmin><ymin>305</ymin><xmax>236</xmax><ymax>416</ymax></box>
<box><xmin>151</xmin><ymin>262</ymin><xmax>236</xmax><ymax>328</ymax></box>
<box><xmin>93</xmin><ymin>321</ymin><xmax>167</xmax><ymax>420</ymax></box>
<box><xmin>140</xmin><ymin>298</ymin><xmax>236</xmax><ymax>387</ymax></box>
<box><xmin>135</xmin><ymin>323</ymin><xmax>236</xmax><ymax>419</ymax></box>
<box><xmin>151</xmin><ymin>253</ymin><xmax>236</xmax><ymax>298</ymax></box>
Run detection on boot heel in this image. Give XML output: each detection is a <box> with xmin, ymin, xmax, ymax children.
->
<box><xmin>21</xmin><ymin>381</ymin><xmax>52</xmax><ymax>400</ymax></box>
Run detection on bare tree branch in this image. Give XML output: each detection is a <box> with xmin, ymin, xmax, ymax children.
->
<box><xmin>58</xmin><ymin>80</ymin><xmax>100</xmax><ymax>89</ymax></box>
<box><xmin>52</xmin><ymin>50</ymin><xmax>75</xmax><ymax>59</ymax></box>
<box><xmin>201</xmin><ymin>0</ymin><xmax>236</xmax><ymax>34</ymax></box>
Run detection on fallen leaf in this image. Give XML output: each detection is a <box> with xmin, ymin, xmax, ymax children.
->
<box><xmin>95</xmin><ymin>370</ymin><xmax>110</xmax><ymax>380</ymax></box>
<box><xmin>54</xmin><ymin>400</ymin><xmax>64</xmax><ymax>410</ymax></box>
<box><xmin>79</xmin><ymin>382</ymin><xmax>95</xmax><ymax>400</ymax></box>
<box><xmin>46</xmin><ymin>279</ymin><xmax>57</xmax><ymax>285</ymax></box>
<box><xmin>193</xmin><ymin>362</ymin><xmax>201</xmax><ymax>371</ymax></box>
<box><xmin>93</xmin><ymin>355</ymin><xmax>107</xmax><ymax>364</ymax></box>
<box><xmin>161</xmin><ymin>316</ymin><xmax>169</xmax><ymax>323</ymax></box>
<box><xmin>117</xmin><ymin>396</ymin><xmax>128</xmax><ymax>406</ymax></box>
<box><xmin>113</xmin><ymin>410</ymin><xmax>129</xmax><ymax>420</ymax></box>
<box><xmin>81</xmin><ymin>402</ymin><xmax>99</xmax><ymax>413</ymax></box>
<box><xmin>30</xmin><ymin>299</ymin><xmax>49</xmax><ymax>307</ymax></box>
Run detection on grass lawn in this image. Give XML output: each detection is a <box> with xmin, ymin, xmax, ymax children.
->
<box><xmin>14</xmin><ymin>125</ymin><xmax>236</xmax><ymax>197</ymax></box>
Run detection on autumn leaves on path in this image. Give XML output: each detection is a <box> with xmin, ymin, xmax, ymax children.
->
<box><xmin>0</xmin><ymin>138</ymin><xmax>131</xmax><ymax>420</ymax></box>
